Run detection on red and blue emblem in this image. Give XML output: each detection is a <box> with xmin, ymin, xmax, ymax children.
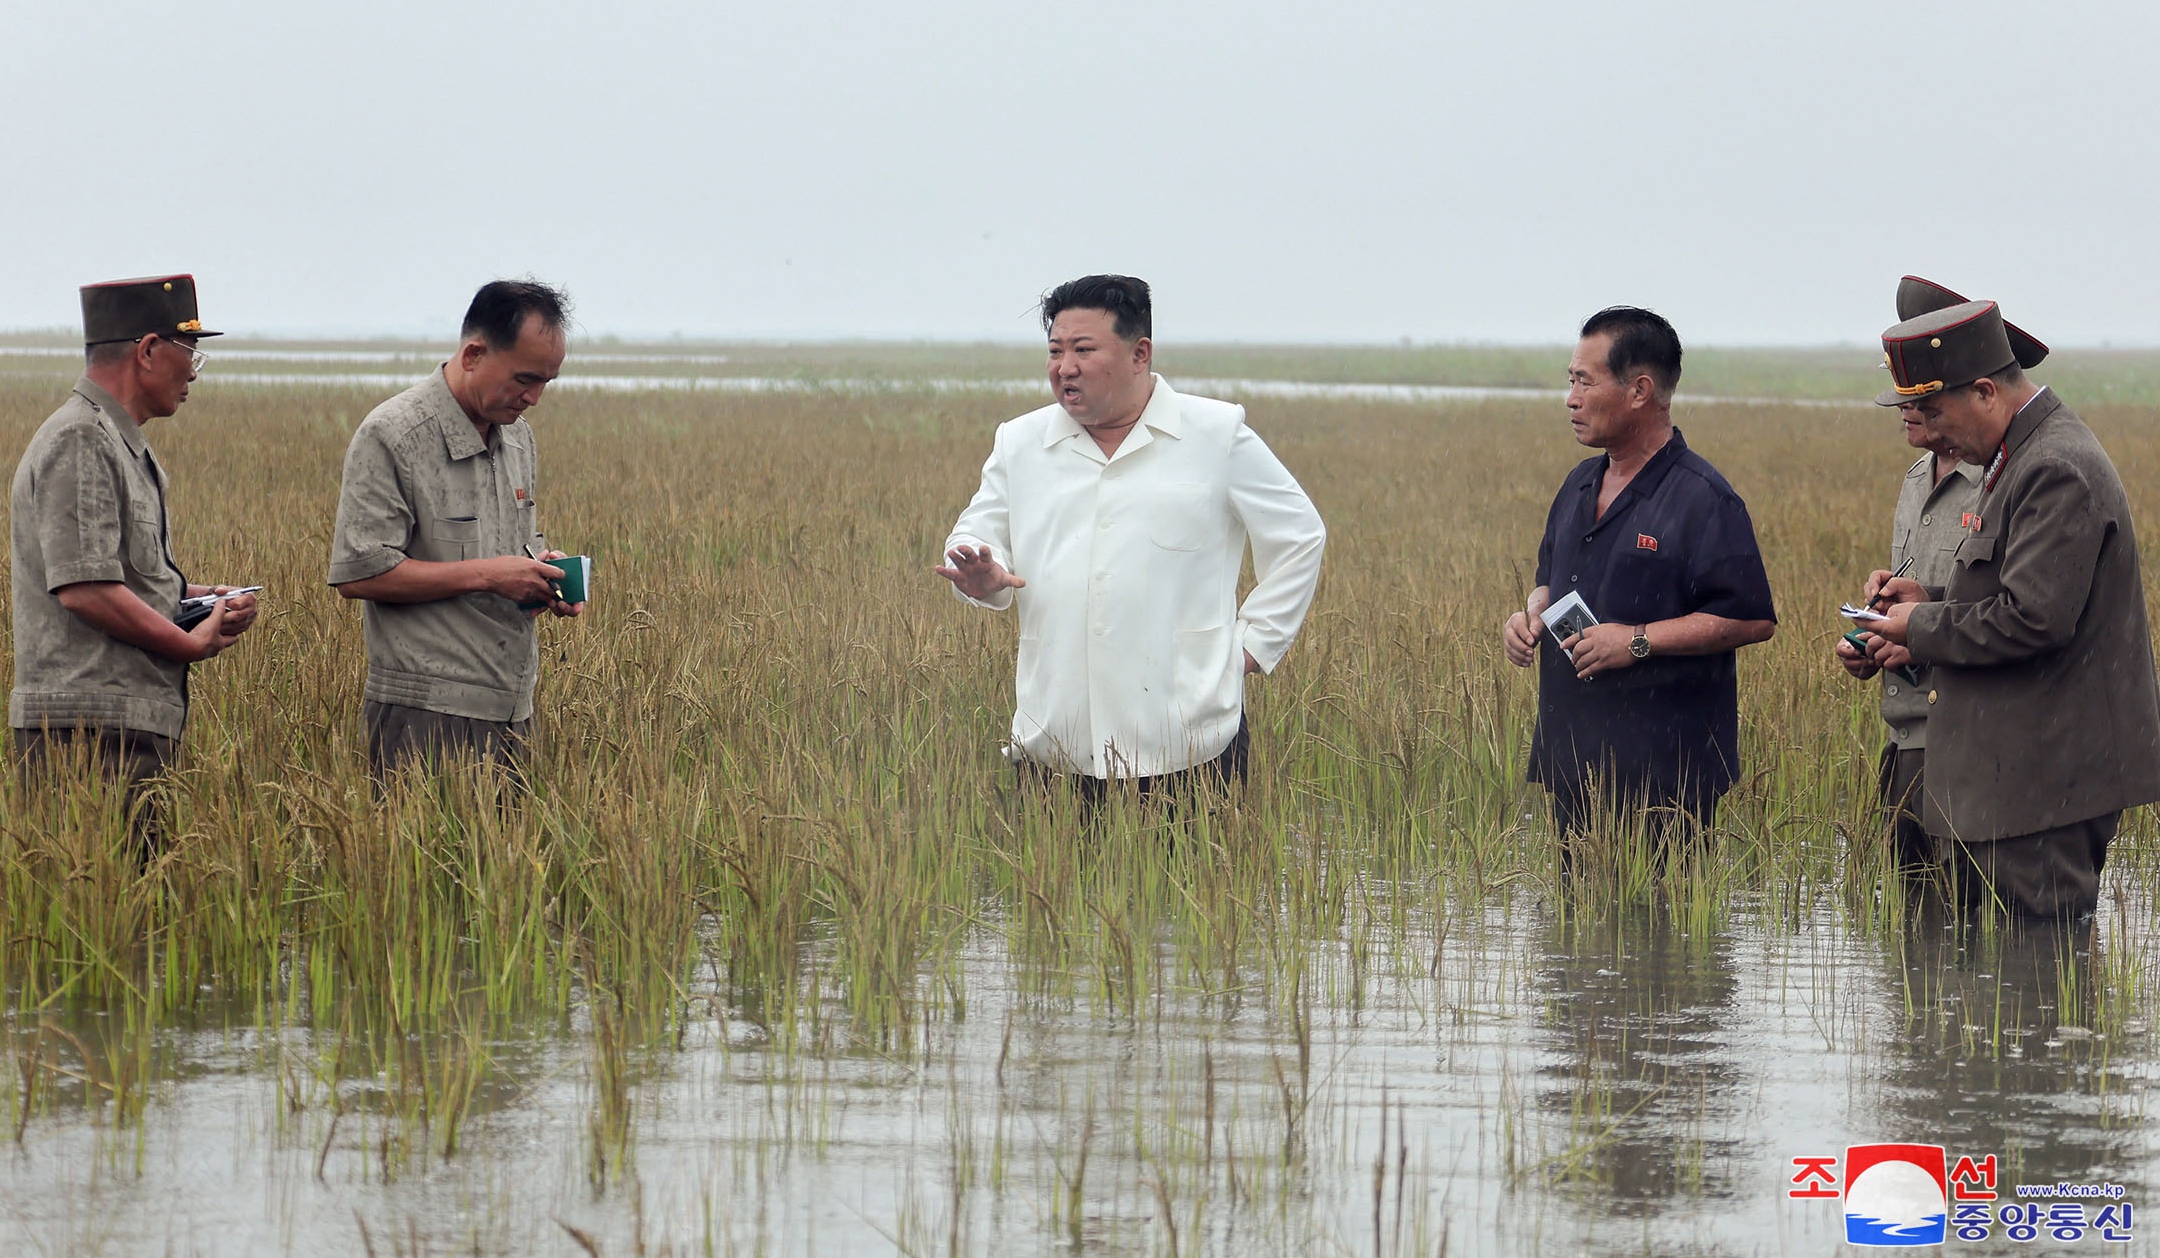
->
<box><xmin>1844</xmin><ymin>1143</ymin><xmax>1947</xmax><ymax>1246</ymax></box>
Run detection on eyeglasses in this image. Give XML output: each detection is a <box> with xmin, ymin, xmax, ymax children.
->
<box><xmin>138</xmin><ymin>335</ymin><xmax>208</xmax><ymax>375</ymax></box>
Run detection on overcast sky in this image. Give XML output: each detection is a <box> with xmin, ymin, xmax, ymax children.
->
<box><xmin>4</xmin><ymin>2</ymin><xmax>2157</xmax><ymax>345</ymax></box>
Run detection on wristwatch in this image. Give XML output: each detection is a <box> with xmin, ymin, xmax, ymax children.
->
<box><xmin>1629</xmin><ymin>625</ymin><xmax>1651</xmax><ymax>659</ymax></box>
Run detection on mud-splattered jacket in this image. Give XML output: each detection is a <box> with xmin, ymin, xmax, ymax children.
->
<box><xmin>327</xmin><ymin>368</ymin><xmax>545</xmax><ymax>722</ymax></box>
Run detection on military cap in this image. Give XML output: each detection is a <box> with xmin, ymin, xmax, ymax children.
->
<box><xmin>1877</xmin><ymin>300</ymin><xmax>2017</xmax><ymax>407</ymax></box>
<box><xmin>80</xmin><ymin>274</ymin><xmax>222</xmax><ymax>345</ymax></box>
<box><xmin>1895</xmin><ymin>274</ymin><xmax>2047</xmax><ymax>369</ymax></box>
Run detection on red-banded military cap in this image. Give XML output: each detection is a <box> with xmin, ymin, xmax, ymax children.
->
<box><xmin>1877</xmin><ymin>300</ymin><xmax>2017</xmax><ymax>407</ymax></box>
<box><xmin>1895</xmin><ymin>275</ymin><xmax>2047</xmax><ymax>368</ymax></box>
<box><xmin>80</xmin><ymin>274</ymin><xmax>222</xmax><ymax>345</ymax></box>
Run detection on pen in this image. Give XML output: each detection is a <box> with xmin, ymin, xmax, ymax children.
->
<box><xmin>180</xmin><ymin>585</ymin><xmax>263</xmax><ymax>608</ymax></box>
<box><xmin>1865</xmin><ymin>555</ymin><xmax>1915</xmax><ymax>611</ymax></box>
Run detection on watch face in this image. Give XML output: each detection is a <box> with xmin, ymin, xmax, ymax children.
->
<box><xmin>1630</xmin><ymin>635</ymin><xmax>1650</xmax><ymax>659</ymax></box>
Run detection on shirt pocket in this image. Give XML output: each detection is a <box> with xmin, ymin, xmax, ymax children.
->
<box><xmin>1919</xmin><ymin>538</ymin><xmax>1961</xmax><ymax>586</ymax></box>
<box><xmin>125</xmin><ymin>508</ymin><xmax>166</xmax><ymax>575</ymax></box>
<box><xmin>1149</xmin><ymin>482</ymin><xmax>1215</xmax><ymax>552</ymax></box>
<box><xmin>419</xmin><ymin>516</ymin><xmax>483</xmax><ymax>562</ymax></box>
<box><xmin>1600</xmin><ymin>548</ymin><xmax>1682</xmax><ymax>624</ymax></box>
<box><xmin>1953</xmin><ymin>534</ymin><xmax>1997</xmax><ymax>569</ymax></box>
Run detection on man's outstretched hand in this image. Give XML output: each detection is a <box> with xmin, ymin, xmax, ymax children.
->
<box><xmin>935</xmin><ymin>544</ymin><xmax>1026</xmax><ymax>602</ymax></box>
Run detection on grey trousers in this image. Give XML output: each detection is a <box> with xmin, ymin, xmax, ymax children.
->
<box><xmin>364</xmin><ymin>700</ymin><xmax>532</xmax><ymax>779</ymax></box>
<box><xmin>1934</xmin><ymin>814</ymin><xmax>2115</xmax><ymax>921</ymax></box>
<box><xmin>13</xmin><ymin>724</ymin><xmax>180</xmax><ymax>850</ymax></box>
<box><xmin>1877</xmin><ymin>745</ymin><xmax>1934</xmax><ymax>873</ymax></box>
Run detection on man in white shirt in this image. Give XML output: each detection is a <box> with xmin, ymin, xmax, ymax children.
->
<box><xmin>936</xmin><ymin>274</ymin><xmax>1326</xmax><ymax>795</ymax></box>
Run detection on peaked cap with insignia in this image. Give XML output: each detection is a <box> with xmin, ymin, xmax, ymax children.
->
<box><xmin>81</xmin><ymin>274</ymin><xmax>222</xmax><ymax>345</ymax></box>
<box><xmin>1877</xmin><ymin>300</ymin><xmax>2018</xmax><ymax>407</ymax></box>
<box><xmin>1895</xmin><ymin>275</ymin><xmax>2046</xmax><ymax>369</ymax></box>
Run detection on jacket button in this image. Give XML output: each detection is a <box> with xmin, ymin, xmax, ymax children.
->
<box><xmin>1921</xmin><ymin>513</ymin><xmax>1932</xmax><ymax>526</ymax></box>
<box><xmin>1886</xmin><ymin>685</ymin><xmax>1898</xmax><ymax>696</ymax></box>
<box><xmin>1927</xmin><ymin>690</ymin><xmax>1938</xmax><ymax>704</ymax></box>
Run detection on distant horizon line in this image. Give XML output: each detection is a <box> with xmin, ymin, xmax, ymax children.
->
<box><xmin>7</xmin><ymin>328</ymin><xmax>2160</xmax><ymax>352</ymax></box>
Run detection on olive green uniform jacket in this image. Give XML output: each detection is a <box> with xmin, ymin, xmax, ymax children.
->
<box><xmin>1905</xmin><ymin>389</ymin><xmax>2160</xmax><ymax>841</ymax></box>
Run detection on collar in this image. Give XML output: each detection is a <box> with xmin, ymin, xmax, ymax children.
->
<box><xmin>1043</xmin><ymin>373</ymin><xmax>1182</xmax><ymax>454</ymax></box>
<box><xmin>1582</xmin><ymin>426</ymin><xmax>1689</xmax><ymax>514</ymax></box>
<box><xmin>72</xmin><ymin>376</ymin><xmax>149</xmax><ymax>458</ymax></box>
<box><xmin>1999</xmin><ymin>385</ymin><xmax>2058</xmax><ymax>462</ymax></box>
<box><xmin>1938</xmin><ymin>453</ymin><xmax>1983</xmax><ymax>485</ymax></box>
<box><xmin>424</xmin><ymin>365</ymin><xmax>493</xmax><ymax>461</ymax></box>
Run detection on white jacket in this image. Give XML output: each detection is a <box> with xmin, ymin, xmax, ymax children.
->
<box><xmin>945</xmin><ymin>376</ymin><xmax>1326</xmax><ymax>778</ymax></box>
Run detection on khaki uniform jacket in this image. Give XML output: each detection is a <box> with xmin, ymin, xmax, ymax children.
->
<box><xmin>326</xmin><ymin>369</ymin><xmax>545</xmax><ymax>722</ymax></box>
<box><xmin>1906</xmin><ymin>390</ymin><xmax>2160</xmax><ymax>840</ymax></box>
<box><xmin>1879</xmin><ymin>454</ymin><xmax>1982</xmax><ymax>751</ymax></box>
<box><xmin>8</xmin><ymin>379</ymin><xmax>190</xmax><ymax>739</ymax></box>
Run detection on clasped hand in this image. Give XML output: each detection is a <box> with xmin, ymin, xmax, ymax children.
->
<box><xmin>187</xmin><ymin>586</ymin><xmax>259</xmax><ymax>660</ymax></box>
<box><xmin>1843</xmin><ymin>570</ymin><xmax>1929</xmax><ymax>668</ymax></box>
<box><xmin>481</xmin><ymin>552</ymin><xmax>584</xmax><ymax>618</ymax></box>
<box><xmin>1862</xmin><ymin>570</ymin><xmax>1928</xmax><ymax>613</ymax></box>
<box><xmin>1501</xmin><ymin>605</ymin><xmax>1640</xmax><ymax>680</ymax></box>
<box><xmin>1557</xmin><ymin>622</ymin><xmax>1641</xmax><ymax>680</ymax></box>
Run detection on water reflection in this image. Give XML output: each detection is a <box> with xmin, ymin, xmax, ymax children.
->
<box><xmin>5</xmin><ymin>890</ymin><xmax>2154</xmax><ymax>1255</ymax></box>
<box><xmin>1531</xmin><ymin>902</ymin><xmax>1746</xmax><ymax>1210</ymax></box>
<box><xmin>1874</xmin><ymin>896</ymin><xmax>2152</xmax><ymax>1197</ymax></box>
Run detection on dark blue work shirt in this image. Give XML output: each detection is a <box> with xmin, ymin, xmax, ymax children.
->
<box><xmin>1528</xmin><ymin>428</ymin><xmax>1776</xmax><ymax>808</ymax></box>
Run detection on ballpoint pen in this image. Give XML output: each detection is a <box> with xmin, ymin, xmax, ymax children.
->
<box><xmin>1865</xmin><ymin>555</ymin><xmax>1916</xmax><ymax>611</ymax></box>
<box><xmin>1845</xmin><ymin>556</ymin><xmax>1920</xmax><ymax>685</ymax></box>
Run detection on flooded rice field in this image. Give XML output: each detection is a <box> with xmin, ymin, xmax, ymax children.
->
<box><xmin>3</xmin><ymin>357</ymin><xmax>2159</xmax><ymax>1255</ymax></box>
<box><xmin>6</xmin><ymin>887</ymin><xmax>2153</xmax><ymax>1257</ymax></box>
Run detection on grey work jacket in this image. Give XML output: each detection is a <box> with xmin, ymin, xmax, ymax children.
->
<box><xmin>9</xmin><ymin>378</ymin><xmax>190</xmax><ymax>739</ymax></box>
<box><xmin>1880</xmin><ymin>453</ymin><xmax>1982</xmax><ymax>751</ymax></box>
<box><xmin>326</xmin><ymin>369</ymin><xmax>545</xmax><ymax>722</ymax></box>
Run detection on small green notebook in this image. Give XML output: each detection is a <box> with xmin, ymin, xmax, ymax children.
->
<box><xmin>521</xmin><ymin>555</ymin><xmax>592</xmax><ymax>608</ymax></box>
<box><xmin>551</xmin><ymin>555</ymin><xmax>591</xmax><ymax>604</ymax></box>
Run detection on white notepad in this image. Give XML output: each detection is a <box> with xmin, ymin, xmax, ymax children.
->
<box><xmin>1540</xmin><ymin>590</ymin><xmax>1600</xmax><ymax>661</ymax></box>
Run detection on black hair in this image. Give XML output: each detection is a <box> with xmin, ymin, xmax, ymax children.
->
<box><xmin>1580</xmin><ymin>306</ymin><xmax>1682</xmax><ymax>399</ymax></box>
<box><xmin>460</xmin><ymin>279</ymin><xmax>572</xmax><ymax>351</ymax></box>
<box><xmin>1040</xmin><ymin>274</ymin><xmax>1151</xmax><ymax>342</ymax></box>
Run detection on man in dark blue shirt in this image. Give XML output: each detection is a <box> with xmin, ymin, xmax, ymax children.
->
<box><xmin>1502</xmin><ymin>308</ymin><xmax>1777</xmax><ymax>844</ymax></box>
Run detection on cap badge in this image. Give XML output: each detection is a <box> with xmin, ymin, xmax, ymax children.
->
<box><xmin>176</xmin><ymin>319</ymin><xmax>202</xmax><ymax>333</ymax></box>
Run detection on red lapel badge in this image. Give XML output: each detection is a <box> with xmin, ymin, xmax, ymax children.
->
<box><xmin>516</xmin><ymin>488</ymin><xmax>529</xmax><ymax>502</ymax></box>
<box><xmin>1636</xmin><ymin>534</ymin><xmax>1658</xmax><ymax>552</ymax></box>
<box><xmin>1962</xmin><ymin>512</ymin><xmax>1980</xmax><ymax>531</ymax></box>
